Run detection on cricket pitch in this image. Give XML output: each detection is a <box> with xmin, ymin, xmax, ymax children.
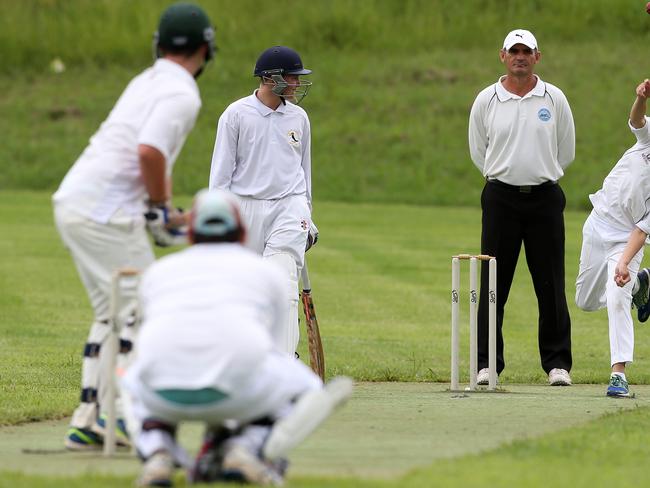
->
<box><xmin>1</xmin><ymin>382</ymin><xmax>649</xmax><ymax>480</ymax></box>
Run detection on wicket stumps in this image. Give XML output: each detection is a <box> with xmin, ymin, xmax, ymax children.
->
<box><xmin>451</xmin><ymin>254</ymin><xmax>497</xmax><ymax>391</ymax></box>
<box><xmin>104</xmin><ymin>267</ymin><xmax>140</xmax><ymax>457</ymax></box>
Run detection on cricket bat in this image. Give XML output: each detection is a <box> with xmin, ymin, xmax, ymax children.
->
<box><xmin>300</xmin><ymin>263</ymin><xmax>325</xmax><ymax>381</ymax></box>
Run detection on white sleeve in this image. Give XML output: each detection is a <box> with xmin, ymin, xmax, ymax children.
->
<box><xmin>556</xmin><ymin>91</ymin><xmax>576</xmax><ymax>169</ymax></box>
<box><xmin>301</xmin><ymin>115</ymin><xmax>312</xmax><ymax>210</ymax></box>
<box><xmin>209</xmin><ymin>109</ymin><xmax>238</xmax><ymax>190</ymax></box>
<box><xmin>468</xmin><ymin>93</ymin><xmax>488</xmax><ymax>173</ymax></box>
<box><xmin>629</xmin><ymin>116</ymin><xmax>650</xmax><ymax>145</ymax></box>
<box><xmin>636</xmin><ymin>212</ymin><xmax>650</xmax><ymax>236</ymax></box>
<box><xmin>138</xmin><ymin>94</ymin><xmax>200</xmax><ymax>166</ymax></box>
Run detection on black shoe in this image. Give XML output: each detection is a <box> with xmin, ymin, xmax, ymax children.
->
<box><xmin>633</xmin><ymin>268</ymin><xmax>650</xmax><ymax>323</ymax></box>
<box><xmin>190</xmin><ymin>427</ymin><xmax>235</xmax><ymax>483</ymax></box>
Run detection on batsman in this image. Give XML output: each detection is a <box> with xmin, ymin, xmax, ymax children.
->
<box><xmin>209</xmin><ymin>45</ymin><xmax>318</xmax><ymax>357</ymax></box>
<box><xmin>52</xmin><ymin>3</ymin><xmax>217</xmax><ymax>450</ymax></box>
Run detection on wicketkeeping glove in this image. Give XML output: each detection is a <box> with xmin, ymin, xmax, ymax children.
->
<box><xmin>144</xmin><ymin>206</ymin><xmax>188</xmax><ymax>247</ymax></box>
<box><xmin>305</xmin><ymin>221</ymin><xmax>319</xmax><ymax>252</ymax></box>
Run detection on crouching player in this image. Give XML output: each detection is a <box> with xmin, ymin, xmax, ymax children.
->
<box><xmin>575</xmin><ymin>79</ymin><xmax>650</xmax><ymax>398</ymax></box>
<box><xmin>123</xmin><ymin>189</ymin><xmax>352</xmax><ymax>487</ymax></box>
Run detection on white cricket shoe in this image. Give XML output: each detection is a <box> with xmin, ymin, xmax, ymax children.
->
<box><xmin>548</xmin><ymin>368</ymin><xmax>572</xmax><ymax>386</ymax></box>
<box><xmin>476</xmin><ymin>368</ymin><xmax>495</xmax><ymax>385</ymax></box>
<box><xmin>222</xmin><ymin>444</ymin><xmax>284</xmax><ymax>486</ymax></box>
<box><xmin>138</xmin><ymin>450</ymin><xmax>175</xmax><ymax>487</ymax></box>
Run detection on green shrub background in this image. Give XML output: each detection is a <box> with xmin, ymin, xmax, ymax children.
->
<box><xmin>1</xmin><ymin>0</ymin><xmax>649</xmax><ymax>208</ymax></box>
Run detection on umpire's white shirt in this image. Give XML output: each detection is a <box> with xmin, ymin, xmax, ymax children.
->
<box><xmin>131</xmin><ymin>243</ymin><xmax>289</xmax><ymax>393</ymax></box>
<box><xmin>469</xmin><ymin>75</ymin><xmax>575</xmax><ymax>185</ymax></box>
<box><xmin>209</xmin><ymin>91</ymin><xmax>312</xmax><ymax>207</ymax></box>
<box><xmin>589</xmin><ymin>117</ymin><xmax>650</xmax><ymax>240</ymax></box>
<box><xmin>53</xmin><ymin>59</ymin><xmax>201</xmax><ymax>223</ymax></box>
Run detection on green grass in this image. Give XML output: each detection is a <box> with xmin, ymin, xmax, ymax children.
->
<box><xmin>1</xmin><ymin>1</ymin><xmax>650</xmax><ymax>208</ymax></box>
<box><xmin>2</xmin><ymin>190</ymin><xmax>649</xmax><ymax>425</ymax></box>
<box><xmin>2</xmin><ymin>402</ymin><xmax>650</xmax><ymax>487</ymax></box>
<box><xmin>404</xmin><ymin>407</ymin><xmax>650</xmax><ymax>488</ymax></box>
<box><xmin>3</xmin><ymin>1</ymin><xmax>650</xmax><ymax>485</ymax></box>
<box><xmin>3</xmin><ymin>384</ymin><xmax>650</xmax><ymax>488</ymax></box>
<box><xmin>3</xmin><ymin>192</ymin><xmax>650</xmax><ymax>486</ymax></box>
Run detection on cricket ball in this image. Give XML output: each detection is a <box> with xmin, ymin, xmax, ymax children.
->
<box><xmin>647</xmin><ymin>1</ymin><xmax>650</xmax><ymax>14</ymax></box>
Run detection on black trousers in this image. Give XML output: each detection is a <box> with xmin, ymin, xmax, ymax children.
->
<box><xmin>477</xmin><ymin>181</ymin><xmax>572</xmax><ymax>375</ymax></box>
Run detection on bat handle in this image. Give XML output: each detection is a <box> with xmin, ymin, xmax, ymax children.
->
<box><xmin>300</xmin><ymin>262</ymin><xmax>312</xmax><ymax>292</ymax></box>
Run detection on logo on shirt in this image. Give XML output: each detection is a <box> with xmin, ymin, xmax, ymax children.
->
<box><xmin>642</xmin><ymin>152</ymin><xmax>650</xmax><ymax>165</ymax></box>
<box><xmin>300</xmin><ymin>219</ymin><xmax>309</xmax><ymax>230</ymax></box>
<box><xmin>538</xmin><ymin>108</ymin><xmax>551</xmax><ymax>122</ymax></box>
<box><xmin>288</xmin><ymin>130</ymin><xmax>300</xmax><ymax>147</ymax></box>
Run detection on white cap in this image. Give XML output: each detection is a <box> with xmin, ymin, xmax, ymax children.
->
<box><xmin>191</xmin><ymin>189</ymin><xmax>242</xmax><ymax>237</ymax></box>
<box><xmin>502</xmin><ymin>29</ymin><xmax>538</xmax><ymax>50</ymax></box>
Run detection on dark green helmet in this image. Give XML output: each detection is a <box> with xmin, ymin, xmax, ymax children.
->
<box><xmin>154</xmin><ymin>3</ymin><xmax>216</xmax><ymax>61</ymax></box>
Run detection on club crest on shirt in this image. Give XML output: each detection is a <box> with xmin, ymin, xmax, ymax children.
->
<box><xmin>538</xmin><ymin>108</ymin><xmax>551</xmax><ymax>122</ymax></box>
<box><xmin>288</xmin><ymin>130</ymin><xmax>300</xmax><ymax>147</ymax></box>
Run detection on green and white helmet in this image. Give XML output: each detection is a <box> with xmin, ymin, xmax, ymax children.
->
<box><xmin>154</xmin><ymin>2</ymin><xmax>216</xmax><ymax>61</ymax></box>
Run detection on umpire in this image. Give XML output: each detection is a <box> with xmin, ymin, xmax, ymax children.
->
<box><xmin>468</xmin><ymin>29</ymin><xmax>575</xmax><ymax>386</ymax></box>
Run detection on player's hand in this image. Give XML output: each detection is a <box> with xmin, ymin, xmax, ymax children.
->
<box><xmin>167</xmin><ymin>207</ymin><xmax>189</xmax><ymax>227</ymax></box>
<box><xmin>614</xmin><ymin>262</ymin><xmax>631</xmax><ymax>287</ymax></box>
<box><xmin>636</xmin><ymin>79</ymin><xmax>650</xmax><ymax>99</ymax></box>
<box><xmin>305</xmin><ymin>221</ymin><xmax>319</xmax><ymax>252</ymax></box>
<box><xmin>144</xmin><ymin>205</ymin><xmax>188</xmax><ymax>247</ymax></box>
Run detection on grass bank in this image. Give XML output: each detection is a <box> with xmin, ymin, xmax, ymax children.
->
<box><xmin>1</xmin><ymin>1</ymin><xmax>650</xmax><ymax>208</ymax></box>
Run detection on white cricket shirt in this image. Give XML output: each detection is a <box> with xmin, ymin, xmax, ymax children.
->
<box><xmin>133</xmin><ymin>243</ymin><xmax>288</xmax><ymax>392</ymax></box>
<box><xmin>469</xmin><ymin>75</ymin><xmax>575</xmax><ymax>185</ymax></box>
<box><xmin>209</xmin><ymin>92</ymin><xmax>312</xmax><ymax>206</ymax></box>
<box><xmin>589</xmin><ymin>117</ymin><xmax>650</xmax><ymax>240</ymax></box>
<box><xmin>53</xmin><ymin>59</ymin><xmax>201</xmax><ymax>223</ymax></box>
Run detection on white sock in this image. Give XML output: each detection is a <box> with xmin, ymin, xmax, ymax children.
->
<box><xmin>612</xmin><ymin>372</ymin><xmax>627</xmax><ymax>381</ymax></box>
<box><xmin>632</xmin><ymin>279</ymin><xmax>640</xmax><ymax>295</ymax></box>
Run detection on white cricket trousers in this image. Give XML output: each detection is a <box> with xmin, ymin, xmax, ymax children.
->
<box><xmin>575</xmin><ymin>212</ymin><xmax>643</xmax><ymax>366</ymax></box>
<box><xmin>54</xmin><ymin>203</ymin><xmax>154</xmax><ymax>427</ymax></box>
<box><xmin>123</xmin><ymin>351</ymin><xmax>322</xmax><ymax>461</ymax></box>
<box><xmin>238</xmin><ymin>195</ymin><xmax>311</xmax><ymax>355</ymax></box>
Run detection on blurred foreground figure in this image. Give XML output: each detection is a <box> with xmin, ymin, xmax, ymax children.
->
<box><xmin>53</xmin><ymin>2</ymin><xmax>216</xmax><ymax>450</ymax></box>
<box><xmin>123</xmin><ymin>189</ymin><xmax>352</xmax><ymax>487</ymax></box>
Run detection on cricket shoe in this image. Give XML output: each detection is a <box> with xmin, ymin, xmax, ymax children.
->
<box><xmin>91</xmin><ymin>413</ymin><xmax>131</xmax><ymax>448</ymax></box>
<box><xmin>476</xmin><ymin>368</ymin><xmax>498</xmax><ymax>386</ymax></box>
<box><xmin>137</xmin><ymin>450</ymin><xmax>175</xmax><ymax>487</ymax></box>
<box><xmin>64</xmin><ymin>427</ymin><xmax>103</xmax><ymax>451</ymax></box>
<box><xmin>221</xmin><ymin>445</ymin><xmax>284</xmax><ymax>486</ymax></box>
<box><xmin>633</xmin><ymin>268</ymin><xmax>650</xmax><ymax>323</ymax></box>
<box><xmin>607</xmin><ymin>374</ymin><xmax>632</xmax><ymax>398</ymax></box>
<box><xmin>548</xmin><ymin>368</ymin><xmax>572</xmax><ymax>386</ymax></box>
<box><xmin>190</xmin><ymin>427</ymin><xmax>236</xmax><ymax>483</ymax></box>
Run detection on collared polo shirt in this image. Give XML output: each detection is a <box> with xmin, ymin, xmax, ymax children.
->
<box><xmin>589</xmin><ymin>117</ymin><xmax>650</xmax><ymax>239</ymax></box>
<box><xmin>209</xmin><ymin>91</ymin><xmax>312</xmax><ymax>205</ymax></box>
<box><xmin>53</xmin><ymin>59</ymin><xmax>201</xmax><ymax>223</ymax></box>
<box><xmin>469</xmin><ymin>75</ymin><xmax>575</xmax><ymax>186</ymax></box>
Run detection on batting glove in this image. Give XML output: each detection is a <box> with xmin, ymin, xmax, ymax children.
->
<box><xmin>144</xmin><ymin>206</ymin><xmax>188</xmax><ymax>247</ymax></box>
<box><xmin>306</xmin><ymin>221</ymin><xmax>319</xmax><ymax>252</ymax></box>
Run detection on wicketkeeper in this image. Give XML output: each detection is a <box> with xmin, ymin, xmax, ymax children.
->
<box><xmin>209</xmin><ymin>45</ymin><xmax>318</xmax><ymax>357</ymax></box>
<box><xmin>52</xmin><ymin>3</ymin><xmax>216</xmax><ymax>450</ymax></box>
<box><xmin>123</xmin><ymin>189</ymin><xmax>352</xmax><ymax>487</ymax></box>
